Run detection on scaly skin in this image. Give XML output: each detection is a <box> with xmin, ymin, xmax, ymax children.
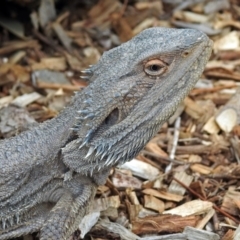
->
<box><xmin>0</xmin><ymin>27</ymin><xmax>213</xmax><ymax>239</ymax></box>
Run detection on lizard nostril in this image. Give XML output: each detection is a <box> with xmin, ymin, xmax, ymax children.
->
<box><xmin>182</xmin><ymin>50</ymin><xmax>190</xmax><ymax>57</ymax></box>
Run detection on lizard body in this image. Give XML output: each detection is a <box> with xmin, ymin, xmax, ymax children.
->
<box><xmin>0</xmin><ymin>27</ymin><xmax>213</xmax><ymax>239</ymax></box>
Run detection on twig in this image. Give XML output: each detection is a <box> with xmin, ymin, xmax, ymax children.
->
<box><xmin>141</xmin><ymin>150</ymin><xmax>184</xmax><ymax>165</ymax></box>
<box><xmin>165</xmin><ymin>117</ymin><xmax>181</xmax><ymax>173</ymax></box>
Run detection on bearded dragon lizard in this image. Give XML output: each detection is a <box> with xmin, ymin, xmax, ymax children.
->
<box><xmin>0</xmin><ymin>27</ymin><xmax>213</xmax><ymax>239</ymax></box>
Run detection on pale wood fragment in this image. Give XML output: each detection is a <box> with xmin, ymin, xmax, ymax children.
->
<box><xmin>203</xmin><ymin>116</ymin><xmax>220</xmax><ymax>134</ymax></box>
<box><xmin>216</xmin><ymin>108</ymin><xmax>237</xmax><ymax>133</ymax></box>
<box><xmin>138</xmin><ymin>207</ymin><xmax>158</xmax><ymax>218</ymax></box>
<box><xmin>173</xmin><ymin>11</ymin><xmax>209</xmax><ymax>23</ymax></box>
<box><xmin>190</xmin><ymin>163</ymin><xmax>212</xmax><ymax>175</ymax></box>
<box><xmin>184</xmin><ymin>97</ymin><xmax>205</xmax><ymax>120</ymax></box>
<box><xmin>79</xmin><ymin>212</ymin><xmax>100</xmax><ymax>239</ymax></box>
<box><xmin>0</xmin><ymin>96</ymin><xmax>13</xmax><ymax>109</ymax></box>
<box><xmin>97</xmin><ymin>185</ymin><xmax>109</xmax><ymax>194</ymax></box>
<box><xmin>139</xmin><ymin>233</ymin><xmax>186</xmax><ymax>240</ymax></box>
<box><xmin>196</xmin><ymin>208</ymin><xmax>216</xmax><ymax>229</ymax></box>
<box><xmin>144</xmin><ymin>195</ymin><xmax>165</xmax><ymax>213</ymax></box>
<box><xmin>9</xmin><ymin>51</ymin><xmax>26</xmax><ymax>64</ymax></box>
<box><xmin>163</xmin><ymin>200</ymin><xmax>213</xmax><ymax>217</ymax></box>
<box><xmin>215</xmin><ymin>88</ymin><xmax>240</xmax><ymax>132</ymax></box>
<box><xmin>222</xmin><ymin>229</ymin><xmax>234</xmax><ymax>240</ymax></box>
<box><xmin>234</xmin><ymin>225</ymin><xmax>240</xmax><ymax>240</ymax></box>
<box><xmin>52</xmin><ymin>22</ymin><xmax>72</xmax><ymax>51</ymax></box>
<box><xmin>96</xmin><ymin>218</ymin><xmax>139</xmax><ymax>240</ymax></box>
<box><xmin>31</xmin><ymin>57</ymin><xmax>67</xmax><ymax>71</ymax></box>
<box><xmin>39</xmin><ymin>0</ymin><xmax>56</xmax><ymax>28</ymax></box>
<box><xmin>142</xmin><ymin>188</ymin><xmax>184</xmax><ymax>202</ymax></box>
<box><xmin>188</xmin><ymin>154</ymin><xmax>202</xmax><ymax>163</ymax></box>
<box><xmin>0</xmin><ymin>40</ymin><xmax>40</xmax><ymax>55</ymax></box>
<box><xmin>152</xmin><ymin>175</ymin><xmax>165</xmax><ymax>189</ymax></box>
<box><xmin>135</xmin><ymin>1</ymin><xmax>163</xmax><ymax>12</ymax></box>
<box><xmin>128</xmin><ymin>191</ymin><xmax>140</xmax><ymax>205</ymax></box>
<box><xmin>133</xmin><ymin>18</ymin><xmax>157</xmax><ymax>35</ymax></box>
<box><xmin>168</xmin><ymin>171</ymin><xmax>193</xmax><ymax>195</ymax></box>
<box><xmin>101</xmin><ymin>207</ymin><xmax>118</xmax><ymax>219</ymax></box>
<box><xmin>88</xmin><ymin>0</ymin><xmax>122</xmax><ymax>26</ymax></box>
<box><xmin>91</xmin><ymin>195</ymin><xmax>120</xmax><ymax>212</ymax></box>
<box><xmin>120</xmin><ymin>159</ymin><xmax>160</xmax><ymax>180</ymax></box>
<box><xmin>213</xmin><ymin>31</ymin><xmax>240</xmax><ymax>53</ymax></box>
<box><xmin>12</xmin><ymin>92</ymin><xmax>42</xmax><ymax>107</ymax></box>
<box><xmin>145</xmin><ymin>142</ymin><xmax>168</xmax><ymax>158</ymax></box>
<box><xmin>183</xmin><ymin>226</ymin><xmax>220</xmax><ymax>240</ymax></box>
<box><xmin>126</xmin><ymin>202</ymin><xmax>143</xmax><ymax>222</ymax></box>
<box><xmin>0</xmin><ymin>63</ymin><xmax>30</xmax><ymax>82</ymax></box>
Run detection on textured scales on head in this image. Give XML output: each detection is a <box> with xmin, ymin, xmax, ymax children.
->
<box><xmin>65</xmin><ymin>27</ymin><xmax>213</xmax><ymax>175</ymax></box>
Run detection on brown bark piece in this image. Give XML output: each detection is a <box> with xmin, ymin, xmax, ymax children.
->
<box><xmin>132</xmin><ymin>214</ymin><xmax>199</xmax><ymax>235</ymax></box>
<box><xmin>221</xmin><ymin>190</ymin><xmax>240</xmax><ymax>216</ymax></box>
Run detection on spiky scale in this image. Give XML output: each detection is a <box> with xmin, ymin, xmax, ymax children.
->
<box><xmin>95</xmin><ymin>144</ymin><xmax>104</xmax><ymax>157</ymax></box>
<box><xmin>84</xmin><ymin>146</ymin><xmax>95</xmax><ymax>159</ymax></box>
<box><xmin>79</xmin><ymin>139</ymin><xmax>88</xmax><ymax>149</ymax></box>
<box><xmin>2</xmin><ymin>218</ymin><xmax>6</xmax><ymax>229</ymax></box>
<box><xmin>77</xmin><ymin>109</ymin><xmax>89</xmax><ymax>114</ymax></box>
<box><xmin>84</xmin><ymin>113</ymin><xmax>95</xmax><ymax>120</ymax></box>
<box><xmin>83</xmin><ymin>99</ymin><xmax>92</xmax><ymax>104</ymax></box>
<box><xmin>85</xmin><ymin>129</ymin><xmax>94</xmax><ymax>139</ymax></box>
<box><xmin>81</xmin><ymin>69</ymin><xmax>93</xmax><ymax>74</ymax></box>
<box><xmin>100</xmin><ymin>151</ymin><xmax>107</xmax><ymax>160</ymax></box>
<box><xmin>105</xmin><ymin>153</ymin><xmax>114</xmax><ymax>166</ymax></box>
<box><xmin>75</xmin><ymin>116</ymin><xmax>84</xmax><ymax>120</ymax></box>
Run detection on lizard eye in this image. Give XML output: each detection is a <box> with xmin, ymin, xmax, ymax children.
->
<box><xmin>144</xmin><ymin>59</ymin><xmax>167</xmax><ymax>76</ymax></box>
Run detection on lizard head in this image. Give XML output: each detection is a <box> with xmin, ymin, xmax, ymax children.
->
<box><xmin>70</xmin><ymin>27</ymin><xmax>213</xmax><ymax>173</ymax></box>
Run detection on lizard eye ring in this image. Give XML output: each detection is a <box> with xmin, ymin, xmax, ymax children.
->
<box><xmin>144</xmin><ymin>59</ymin><xmax>167</xmax><ymax>76</ymax></box>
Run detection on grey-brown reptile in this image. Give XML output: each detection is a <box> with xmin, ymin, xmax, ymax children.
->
<box><xmin>0</xmin><ymin>27</ymin><xmax>213</xmax><ymax>240</ymax></box>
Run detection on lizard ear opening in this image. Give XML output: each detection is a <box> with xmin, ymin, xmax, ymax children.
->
<box><xmin>104</xmin><ymin>108</ymin><xmax>119</xmax><ymax>126</ymax></box>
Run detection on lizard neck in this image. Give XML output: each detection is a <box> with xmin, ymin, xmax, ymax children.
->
<box><xmin>48</xmin><ymin>90</ymin><xmax>84</xmax><ymax>138</ymax></box>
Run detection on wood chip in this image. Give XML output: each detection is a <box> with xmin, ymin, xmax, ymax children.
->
<box><xmin>163</xmin><ymin>200</ymin><xmax>213</xmax><ymax>217</ymax></box>
<box><xmin>142</xmin><ymin>188</ymin><xmax>184</xmax><ymax>202</ymax></box>
<box><xmin>120</xmin><ymin>159</ymin><xmax>160</xmax><ymax>180</ymax></box>
<box><xmin>195</xmin><ymin>208</ymin><xmax>216</xmax><ymax>229</ymax></box>
<box><xmin>168</xmin><ymin>172</ymin><xmax>194</xmax><ymax>195</ymax></box>
<box><xmin>144</xmin><ymin>195</ymin><xmax>165</xmax><ymax>213</ymax></box>
<box><xmin>52</xmin><ymin>22</ymin><xmax>72</xmax><ymax>50</ymax></box>
<box><xmin>183</xmin><ymin>226</ymin><xmax>220</xmax><ymax>240</ymax></box>
<box><xmin>91</xmin><ymin>195</ymin><xmax>120</xmax><ymax>213</ymax></box>
<box><xmin>190</xmin><ymin>164</ymin><xmax>213</xmax><ymax>175</ymax></box>
<box><xmin>213</xmin><ymin>31</ymin><xmax>240</xmax><ymax>53</ymax></box>
<box><xmin>132</xmin><ymin>214</ymin><xmax>199</xmax><ymax>235</ymax></box>
<box><xmin>31</xmin><ymin>57</ymin><xmax>67</xmax><ymax>71</ymax></box>
<box><xmin>12</xmin><ymin>92</ymin><xmax>42</xmax><ymax>107</ymax></box>
<box><xmin>111</xmin><ymin>170</ymin><xmax>142</xmax><ymax>189</ymax></box>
